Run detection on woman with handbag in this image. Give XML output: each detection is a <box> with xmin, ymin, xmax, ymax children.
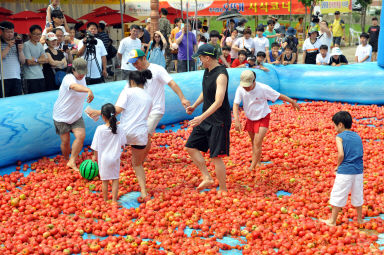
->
<box><xmin>43</xmin><ymin>32</ymin><xmax>67</xmax><ymax>90</ymax></box>
<box><xmin>146</xmin><ymin>31</ymin><xmax>167</xmax><ymax>68</ymax></box>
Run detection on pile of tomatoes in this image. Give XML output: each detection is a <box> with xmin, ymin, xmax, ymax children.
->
<box><xmin>0</xmin><ymin>101</ymin><xmax>384</xmax><ymax>254</ymax></box>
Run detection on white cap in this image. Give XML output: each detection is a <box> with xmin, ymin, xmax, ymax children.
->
<box><xmin>46</xmin><ymin>32</ymin><xmax>58</xmax><ymax>41</ymax></box>
<box><xmin>331</xmin><ymin>47</ymin><xmax>342</xmax><ymax>56</ymax></box>
<box><xmin>146</xmin><ymin>18</ymin><xmax>151</xmax><ymax>23</ymax></box>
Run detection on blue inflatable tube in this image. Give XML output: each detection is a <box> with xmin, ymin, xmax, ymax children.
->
<box><xmin>0</xmin><ymin>64</ymin><xmax>383</xmax><ymax>168</ymax></box>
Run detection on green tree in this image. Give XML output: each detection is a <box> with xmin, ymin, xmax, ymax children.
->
<box><xmin>356</xmin><ymin>0</ymin><xmax>372</xmax><ymax>32</ymax></box>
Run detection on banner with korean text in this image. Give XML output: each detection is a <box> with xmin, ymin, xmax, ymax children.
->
<box><xmin>159</xmin><ymin>0</ymin><xmax>307</xmax><ymax>16</ymax></box>
<box><xmin>318</xmin><ymin>0</ymin><xmax>351</xmax><ymax>14</ymax></box>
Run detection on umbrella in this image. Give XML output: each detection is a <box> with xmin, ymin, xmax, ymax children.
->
<box><xmin>8</xmin><ymin>11</ymin><xmax>46</xmax><ymax>34</ymax></box>
<box><xmin>216</xmin><ymin>9</ymin><xmax>243</xmax><ymax>21</ymax></box>
<box><xmin>79</xmin><ymin>13</ymin><xmax>137</xmax><ymax>30</ymax></box>
<box><xmin>78</xmin><ymin>7</ymin><xmax>119</xmax><ymax>20</ymax></box>
<box><xmin>0</xmin><ymin>7</ymin><xmax>12</xmax><ymax>15</ymax></box>
<box><xmin>91</xmin><ymin>6</ymin><xmax>117</xmax><ymax>13</ymax></box>
<box><xmin>11</xmin><ymin>19</ymin><xmax>46</xmax><ymax>34</ymax></box>
<box><xmin>35</xmin><ymin>12</ymin><xmax>78</xmax><ymax>24</ymax></box>
<box><xmin>8</xmin><ymin>11</ymin><xmax>42</xmax><ymax>20</ymax></box>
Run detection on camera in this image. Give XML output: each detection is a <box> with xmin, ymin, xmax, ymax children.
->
<box><xmin>311</xmin><ymin>11</ymin><xmax>322</xmax><ymax>24</ymax></box>
<box><xmin>62</xmin><ymin>44</ymin><xmax>68</xmax><ymax>51</ymax></box>
<box><xmin>14</xmin><ymin>33</ymin><xmax>23</xmax><ymax>45</ymax></box>
<box><xmin>85</xmin><ymin>31</ymin><xmax>97</xmax><ymax>46</ymax></box>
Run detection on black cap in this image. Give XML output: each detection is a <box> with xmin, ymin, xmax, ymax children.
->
<box><xmin>335</xmin><ymin>11</ymin><xmax>340</xmax><ymax>15</ymax></box>
<box><xmin>192</xmin><ymin>44</ymin><xmax>217</xmax><ymax>58</ymax></box>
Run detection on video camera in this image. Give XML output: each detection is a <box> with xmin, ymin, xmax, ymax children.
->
<box><xmin>311</xmin><ymin>11</ymin><xmax>322</xmax><ymax>24</ymax></box>
<box><xmin>84</xmin><ymin>31</ymin><xmax>97</xmax><ymax>46</ymax></box>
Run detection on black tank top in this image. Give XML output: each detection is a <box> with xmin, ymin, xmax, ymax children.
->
<box><xmin>202</xmin><ymin>65</ymin><xmax>231</xmax><ymax>126</ymax></box>
<box><xmin>284</xmin><ymin>53</ymin><xmax>292</xmax><ymax>62</ymax></box>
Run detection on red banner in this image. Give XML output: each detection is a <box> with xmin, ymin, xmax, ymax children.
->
<box><xmin>159</xmin><ymin>0</ymin><xmax>307</xmax><ymax>16</ymax></box>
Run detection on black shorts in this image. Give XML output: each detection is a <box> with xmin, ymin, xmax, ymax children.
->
<box><xmin>185</xmin><ymin>122</ymin><xmax>230</xmax><ymax>158</ymax></box>
<box><xmin>369</xmin><ymin>42</ymin><xmax>378</xmax><ymax>52</ymax></box>
<box><xmin>131</xmin><ymin>145</ymin><xmax>146</xmax><ymax>150</ymax></box>
<box><xmin>333</xmin><ymin>37</ymin><xmax>342</xmax><ymax>46</ymax></box>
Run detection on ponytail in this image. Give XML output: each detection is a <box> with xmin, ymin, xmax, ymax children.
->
<box><xmin>129</xmin><ymin>70</ymin><xmax>153</xmax><ymax>87</ymax></box>
<box><xmin>101</xmin><ymin>103</ymin><xmax>118</xmax><ymax>134</ymax></box>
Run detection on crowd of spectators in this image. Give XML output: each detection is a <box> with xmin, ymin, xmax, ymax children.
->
<box><xmin>0</xmin><ymin>8</ymin><xmax>380</xmax><ymax>98</ymax></box>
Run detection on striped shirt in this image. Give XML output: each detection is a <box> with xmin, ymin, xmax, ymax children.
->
<box><xmin>0</xmin><ymin>41</ymin><xmax>21</xmax><ymax>79</ymax></box>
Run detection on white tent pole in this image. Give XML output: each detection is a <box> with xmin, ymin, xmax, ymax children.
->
<box><xmin>186</xmin><ymin>0</ymin><xmax>189</xmax><ymax>72</ymax></box>
<box><xmin>0</xmin><ymin>39</ymin><xmax>5</xmax><ymax>98</ymax></box>
<box><xmin>120</xmin><ymin>0</ymin><xmax>124</xmax><ymax>39</ymax></box>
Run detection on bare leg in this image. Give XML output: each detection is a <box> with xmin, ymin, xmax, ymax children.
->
<box><xmin>67</xmin><ymin>128</ymin><xmax>85</xmax><ymax>171</ymax></box>
<box><xmin>102</xmin><ymin>180</ymin><xmax>109</xmax><ymax>201</ymax></box>
<box><xmin>251</xmin><ymin>127</ymin><xmax>269</xmax><ymax>170</ymax></box>
<box><xmin>247</xmin><ymin>131</ymin><xmax>255</xmax><ymax>170</ymax></box>
<box><xmin>356</xmin><ymin>206</ymin><xmax>363</xmax><ymax>225</ymax></box>
<box><xmin>111</xmin><ymin>179</ymin><xmax>119</xmax><ymax>202</ymax></box>
<box><xmin>212</xmin><ymin>157</ymin><xmax>227</xmax><ymax>194</ymax></box>
<box><xmin>321</xmin><ymin>206</ymin><xmax>341</xmax><ymax>226</ymax></box>
<box><xmin>174</xmin><ymin>60</ymin><xmax>178</xmax><ymax>73</ymax></box>
<box><xmin>59</xmin><ymin>133</ymin><xmax>71</xmax><ymax>160</ymax></box>
<box><xmin>186</xmin><ymin>147</ymin><xmax>214</xmax><ymax>191</ymax></box>
<box><xmin>131</xmin><ymin>147</ymin><xmax>148</xmax><ymax>198</ymax></box>
<box><xmin>143</xmin><ymin>134</ymin><xmax>152</xmax><ymax>161</ymax></box>
<box><xmin>372</xmin><ymin>52</ymin><xmax>377</xmax><ymax>62</ymax></box>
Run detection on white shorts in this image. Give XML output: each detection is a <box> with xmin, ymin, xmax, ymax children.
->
<box><xmin>329</xmin><ymin>173</ymin><xmax>364</xmax><ymax>207</ymax></box>
<box><xmin>126</xmin><ymin>132</ymin><xmax>148</xmax><ymax>147</ymax></box>
<box><xmin>147</xmin><ymin>113</ymin><xmax>164</xmax><ymax>135</ymax></box>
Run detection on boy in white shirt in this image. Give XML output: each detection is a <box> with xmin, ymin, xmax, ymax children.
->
<box><xmin>233</xmin><ymin>70</ymin><xmax>299</xmax><ymax>170</ymax></box>
<box><xmin>355</xmin><ymin>33</ymin><xmax>372</xmax><ymax>63</ymax></box>
<box><xmin>316</xmin><ymin>45</ymin><xmax>331</xmax><ymax>65</ymax></box>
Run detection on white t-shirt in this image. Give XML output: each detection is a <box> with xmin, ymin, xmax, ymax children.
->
<box><xmin>355</xmin><ymin>44</ymin><xmax>372</xmax><ymax>63</ymax></box>
<box><xmin>318</xmin><ymin>31</ymin><xmax>333</xmax><ymax>49</ymax></box>
<box><xmin>53</xmin><ymin>74</ymin><xmax>88</xmax><ymax>124</ymax></box>
<box><xmin>42</xmin><ymin>26</ymin><xmax>67</xmax><ymax>37</ymax></box>
<box><xmin>91</xmin><ymin>125</ymin><xmax>126</xmax><ymax>180</ymax></box>
<box><xmin>144</xmin><ymin>63</ymin><xmax>173</xmax><ymax>115</ymax></box>
<box><xmin>118</xmin><ymin>37</ymin><xmax>142</xmax><ymax>71</ymax></box>
<box><xmin>302</xmin><ymin>38</ymin><xmax>322</xmax><ymax>53</ymax></box>
<box><xmin>78</xmin><ymin>38</ymin><xmax>107</xmax><ymax>79</ymax></box>
<box><xmin>225</xmin><ymin>37</ymin><xmax>237</xmax><ymax>59</ymax></box>
<box><xmin>316</xmin><ymin>52</ymin><xmax>330</xmax><ymax>65</ymax></box>
<box><xmin>234</xmin><ymin>37</ymin><xmax>255</xmax><ymax>52</ymax></box>
<box><xmin>234</xmin><ymin>82</ymin><xmax>280</xmax><ymax>121</ymax></box>
<box><xmin>253</xmin><ymin>36</ymin><xmax>269</xmax><ymax>55</ymax></box>
<box><xmin>115</xmin><ymin>86</ymin><xmax>152</xmax><ymax>146</ymax></box>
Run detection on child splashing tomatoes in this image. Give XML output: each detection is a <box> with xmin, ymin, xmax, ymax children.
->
<box><xmin>321</xmin><ymin>111</ymin><xmax>364</xmax><ymax>226</ymax></box>
<box><xmin>233</xmin><ymin>70</ymin><xmax>300</xmax><ymax>171</ymax></box>
<box><xmin>91</xmin><ymin>104</ymin><xmax>126</xmax><ymax>202</ymax></box>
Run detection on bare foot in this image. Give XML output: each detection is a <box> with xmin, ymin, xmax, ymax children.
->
<box><xmin>140</xmin><ymin>191</ymin><xmax>148</xmax><ymax>199</ymax></box>
<box><xmin>196</xmin><ymin>179</ymin><xmax>214</xmax><ymax>191</ymax></box>
<box><xmin>67</xmin><ymin>161</ymin><xmax>79</xmax><ymax>171</ymax></box>
<box><xmin>249</xmin><ymin>161</ymin><xmax>256</xmax><ymax>171</ymax></box>
<box><xmin>357</xmin><ymin>219</ymin><xmax>364</xmax><ymax>227</ymax></box>
<box><xmin>320</xmin><ymin>219</ymin><xmax>336</xmax><ymax>226</ymax></box>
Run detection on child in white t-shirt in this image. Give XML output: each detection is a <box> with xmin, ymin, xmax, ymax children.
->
<box><xmin>316</xmin><ymin>45</ymin><xmax>331</xmax><ymax>65</ymax></box>
<box><xmin>233</xmin><ymin>70</ymin><xmax>300</xmax><ymax>170</ymax></box>
<box><xmin>355</xmin><ymin>33</ymin><xmax>372</xmax><ymax>63</ymax></box>
<box><xmin>46</xmin><ymin>0</ymin><xmax>62</xmax><ymax>27</ymax></box>
<box><xmin>87</xmin><ymin>70</ymin><xmax>153</xmax><ymax>199</ymax></box>
<box><xmin>91</xmin><ymin>104</ymin><xmax>127</xmax><ymax>203</ymax></box>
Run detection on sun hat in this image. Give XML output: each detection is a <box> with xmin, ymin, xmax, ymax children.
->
<box><xmin>192</xmin><ymin>44</ymin><xmax>217</xmax><ymax>59</ymax></box>
<box><xmin>240</xmin><ymin>70</ymin><xmax>256</xmax><ymax>88</ymax></box>
<box><xmin>286</xmin><ymin>27</ymin><xmax>297</xmax><ymax>36</ymax></box>
<box><xmin>46</xmin><ymin>32</ymin><xmax>58</xmax><ymax>41</ymax></box>
<box><xmin>128</xmin><ymin>49</ymin><xmax>146</xmax><ymax>63</ymax></box>
<box><xmin>72</xmin><ymin>58</ymin><xmax>88</xmax><ymax>75</ymax></box>
<box><xmin>331</xmin><ymin>47</ymin><xmax>342</xmax><ymax>56</ymax></box>
<box><xmin>309</xmin><ymin>27</ymin><xmax>319</xmax><ymax>34</ymax></box>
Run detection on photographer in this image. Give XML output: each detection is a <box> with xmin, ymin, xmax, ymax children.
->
<box><xmin>54</xmin><ymin>28</ymin><xmax>73</xmax><ymax>65</ymax></box>
<box><xmin>23</xmin><ymin>25</ymin><xmax>48</xmax><ymax>93</ymax></box>
<box><xmin>77</xmin><ymin>22</ymin><xmax>107</xmax><ymax>85</ymax></box>
<box><xmin>0</xmin><ymin>21</ymin><xmax>25</xmax><ymax>97</ymax></box>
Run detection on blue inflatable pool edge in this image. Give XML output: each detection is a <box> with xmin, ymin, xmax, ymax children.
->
<box><xmin>1</xmin><ymin>62</ymin><xmax>384</xmax><ymax>168</ymax></box>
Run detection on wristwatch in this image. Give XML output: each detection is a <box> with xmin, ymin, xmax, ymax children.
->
<box><xmin>34</xmin><ymin>58</ymin><xmax>38</xmax><ymax>63</ymax></box>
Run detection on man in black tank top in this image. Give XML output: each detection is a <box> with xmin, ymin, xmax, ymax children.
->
<box><xmin>185</xmin><ymin>44</ymin><xmax>231</xmax><ymax>195</ymax></box>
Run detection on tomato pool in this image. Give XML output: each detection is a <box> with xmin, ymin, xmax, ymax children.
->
<box><xmin>1</xmin><ymin>101</ymin><xmax>384</xmax><ymax>254</ymax></box>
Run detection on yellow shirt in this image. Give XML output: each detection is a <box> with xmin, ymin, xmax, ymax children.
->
<box><xmin>295</xmin><ymin>22</ymin><xmax>304</xmax><ymax>34</ymax></box>
<box><xmin>332</xmin><ymin>18</ymin><xmax>345</xmax><ymax>37</ymax></box>
<box><xmin>170</xmin><ymin>27</ymin><xmax>180</xmax><ymax>43</ymax></box>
